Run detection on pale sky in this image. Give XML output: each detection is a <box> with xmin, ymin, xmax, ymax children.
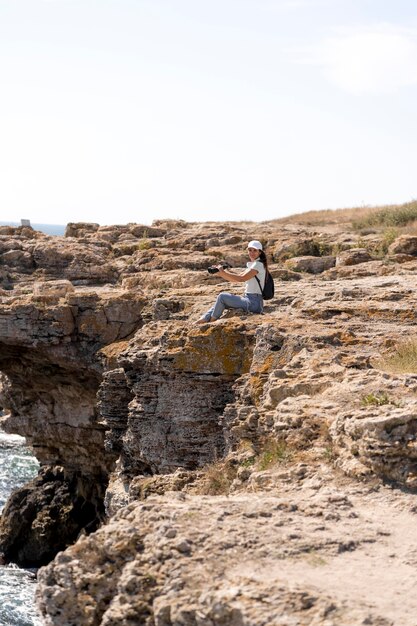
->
<box><xmin>1</xmin><ymin>0</ymin><xmax>416</xmax><ymax>226</ymax></box>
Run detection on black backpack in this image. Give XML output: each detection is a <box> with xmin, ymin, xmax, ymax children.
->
<box><xmin>255</xmin><ymin>271</ymin><xmax>275</xmax><ymax>300</ymax></box>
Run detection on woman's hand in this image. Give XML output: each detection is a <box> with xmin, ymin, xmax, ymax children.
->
<box><xmin>218</xmin><ymin>267</ymin><xmax>258</xmax><ymax>282</ymax></box>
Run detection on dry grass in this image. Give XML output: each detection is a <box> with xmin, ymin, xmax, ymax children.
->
<box><xmin>402</xmin><ymin>219</ymin><xmax>417</xmax><ymax>236</ymax></box>
<box><xmin>374</xmin><ymin>338</ymin><xmax>417</xmax><ymax>374</ymax></box>
<box><xmin>197</xmin><ymin>460</ymin><xmax>238</xmax><ymax>495</ymax></box>
<box><xmin>270</xmin><ymin>205</ymin><xmax>383</xmax><ymax>226</ymax></box>
<box><xmin>196</xmin><ymin>437</ymin><xmax>294</xmax><ymax>495</ymax></box>
<box><xmin>269</xmin><ymin>200</ymin><xmax>417</xmax><ymax>230</ymax></box>
<box><xmin>352</xmin><ymin>200</ymin><xmax>417</xmax><ymax>231</ymax></box>
<box><xmin>355</xmin><ymin>227</ymin><xmax>399</xmax><ymax>258</ymax></box>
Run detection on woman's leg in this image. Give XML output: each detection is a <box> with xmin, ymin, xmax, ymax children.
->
<box><xmin>199</xmin><ymin>293</ymin><xmax>257</xmax><ymax>323</ymax></box>
<box><xmin>211</xmin><ymin>292</ymin><xmax>249</xmax><ymax>320</ymax></box>
<box><xmin>246</xmin><ymin>294</ymin><xmax>263</xmax><ymax>314</ymax></box>
<box><xmin>199</xmin><ymin>305</ymin><xmax>215</xmax><ymax>323</ymax></box>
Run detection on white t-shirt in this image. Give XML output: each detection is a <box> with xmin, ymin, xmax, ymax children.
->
<box><xmin>245</xmin><ymin>260</ymin><xmax>266</xmax><ymax>295</ymax></box>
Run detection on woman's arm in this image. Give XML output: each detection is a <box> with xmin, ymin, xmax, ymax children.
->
<box><xmin>217</xmin><ymin>267</ymin><xmax>258</xmax><ymax>283</ymax></box>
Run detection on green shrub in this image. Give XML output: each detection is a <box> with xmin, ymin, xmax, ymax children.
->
<box><xmin>257</xmin><ymin>438</ymin><xmax>293</xmax><ymax>470</ymax></box>
<box><xmin>356</xmin><ymin>228</ymin><xmax>399</xmax><ymax>258</ymax></box>
<box><xmin>137</xmin><ymin>238</ymin><xmax>152</xmax><ymax>250</ymax></box>
<box><xmin>377</xmin><ymin>228</ymin><xmax>399</xmax><ymax>256</ymax></box>
<box><xmin>361</xmin><ymin>392</ymin><xmax>393</xmax><ymax>407</ymax></box>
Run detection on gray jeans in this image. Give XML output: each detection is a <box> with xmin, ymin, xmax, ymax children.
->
<box><xmin>202</xmin><ymin>292</ymin><xmax>263</xmax><ymax>321</ymax></box>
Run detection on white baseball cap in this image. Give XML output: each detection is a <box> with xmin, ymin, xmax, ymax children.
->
<box><xmin>247</xmin><ymin>240</ymin><xmax>263</xmax><ymax>250</ymax></box>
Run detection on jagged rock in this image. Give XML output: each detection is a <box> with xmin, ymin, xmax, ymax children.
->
<box><xmin>388</xmin><ymin>253</ymin><xmax>416</xmax><ymax>263</ymax></box>
<box><xmin>0</xmin><ymin>226</ymin><xmax>40</xmax><ymax>239</ymax></box>
<box><xmin>336</xmin><ymin>247</ymin><xmax>373</xmax><ymax>266</ymax></box>
<box><xmin>128</xmin><ymin>224</ymin><xmax>166</xmax><ymax>238</ymax></box>
<box><xmin>33</xmin><ymin>279</ymin><xmax>75</xmax><ymax>298</ymax></box>
<box><xmin>128</xmin><ymin>469</ymin><xmax>199</xmax><ymax>500</ymax></box>
<box><xmin>33</xmin><ymin>240</ymin><xmax>117</xmax><ymax>283</ymax></box>
<box><xmin>65</xmin><ymin>222</ymin><xmax>100</xmax><ymax>237</ymax></box>
<box><xmin>97</xmin><ymin>368</ymin><xmax>132</xmax><ymax>455</ymax></box>
<box><xmin>0</xmin><ymin>226</ymin><xmax>15</xmax><ymax>236</ymax></box>
<box><xmin>0</xmin><ymin>268</ymin><xmax>12</xmax><ymax>290</ymax></box>
<box><xmin>324</xmin><ymin>259</ymin><xmax>394</xmax><ymax>279</ymax></box>
<box><xmin>0</xmin><ymin>465</ymin><xmax>105</xmax><ymax>566</ymax></box>
<box><xmin>271</xmin><ymin>267</ymin><xmax>303</xmax><ymax>281</ymax></box>
<box><xmin>329</xmin><ymin>391</ymin><xmax>417</xmax><ymax>484</ymax></box>
<box><xmin>0</xmin><ymin>239</ymin><xmax>25</xmax><ymax>255</ymax></box>
<box><xmin>388</xmin><ymin>235</ymin><xmax>417</xmax><ymax>256</ymax></box>
<box><xmin>151</xmin><ymin>298</ymin><xmax>185</xmax><ymax>320</ymax></box>
<box><xmin>112</xmin><ymin>240</ymin><xmax>157</xmax><ymax>257</ymax></box>
<box><xmin>1</xmin><ymin>249</ymin><xmax>35</xmax><ymax>271</ymax></box>
<box><xmin>284</xmin><ymin>255</ymin><xmax>336</xmax><ymax>274</ymax></box>
<box><xmin>272</xmin><ymin>237</ymin><xmax>332</xmax><ymax>261</ymax></box>
<box><xmin>0</xmin><ymin>286</ymin><xmax>145</xmax><ymax>565</ymax></box>
<box><xmin>106</xmin><ymin>319</ymin><xmax>256</xmax><ymax>476</ymax></box>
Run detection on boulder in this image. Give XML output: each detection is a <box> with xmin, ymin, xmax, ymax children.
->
<box><xmin>32</xmin><ymin>240</ymin><xmax>116</xmax><ymax>283</ymax></box>
<box><xmin>128</xmin><ymin>224</ymin><xmax>166</xmax><ymax>238</ymax></box>
<box><xmin>33</xmin><ymin>280</ymin><xmax>75</xmax><ymax>298</ymax></box>
<box><xmin>273</xmin><ymin>238</ymin><xmax>331</xmax><ymax>261</ymax></box>
<box><xmin>388</xmin><ymin>235</ymin><xmax>417</xmax><ymax>256</ymax></box>
<box><xmin>284</xmin><ymin>255</ymin><xmax>336</xmax><ymax>274</ymax></box>
<box><xmin>336</xmin><ymin>248</ymin><xmax>373</xmax><ymax>266</ymax></box>
<box><xmin>65</xmin><ymin>222</ymin><xmax>100</xmax><ymax>238</ymax></box>
<box><xmin>0</xmin><ymin>249</ymin><xmax>34</xmax><ymax>271</ymax></box>
<box><xmin>387</xmin><ymin>253</ymin><xmax>416</xmax><ymax>264</ymax></box>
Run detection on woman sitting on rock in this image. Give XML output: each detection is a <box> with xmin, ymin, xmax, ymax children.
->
<box><xmin>197</xmin><ymin>240</ymin><xmax>268</xmax><ymax>323</ymax></box>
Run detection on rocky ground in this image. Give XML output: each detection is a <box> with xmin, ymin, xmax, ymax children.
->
<box><xmin>37</xmin><ymin>472</ymin><xmax>417</xmax><ymax>626</ymax></box>
<box><xmin>0</xmin><ymin>217</ymin><xmax>417</xmax><ymax>624</ymax></box>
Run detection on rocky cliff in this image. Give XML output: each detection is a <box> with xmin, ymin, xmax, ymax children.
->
<box><xmin>1</xmin><ymin>218</ymin><xmax>417</xmax><ymax>623</ymax></box>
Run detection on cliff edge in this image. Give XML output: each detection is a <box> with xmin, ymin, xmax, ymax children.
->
<box><xmin>1</xmin><ymin>218</ymin><xmax>417</xmax><ymax>624</ymax></box>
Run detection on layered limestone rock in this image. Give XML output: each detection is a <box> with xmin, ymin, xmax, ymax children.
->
<box><xmin>0</xmin><ymin>287</ymin><xmax>146</xmax><ymax>565</ymax></box>
<box><xmin>2</xmin><ymin>218</ymin><xmax>417</xmax><ymax>623</ymax></box>
<box><xmin>103</xmin><ymin>320</ymin><xmax>255</xmax><ymax>477</ymax></box>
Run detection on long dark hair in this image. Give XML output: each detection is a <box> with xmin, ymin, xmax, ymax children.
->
<box><xmin>259</xmin><ymin>249</ymin><xmax>268</xmax><ymax>270</ymax></box>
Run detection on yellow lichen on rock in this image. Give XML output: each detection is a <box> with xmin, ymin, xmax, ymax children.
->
<box><xmin>171</xmin><ymin>320</ymin><xmax>255</xmax><ymax>375</ymax></box>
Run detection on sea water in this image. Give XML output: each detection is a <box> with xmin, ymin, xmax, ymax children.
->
<box><xmin>0</xmin><ymin>222</ymin><xmax>65</xmax><ymax>237</ymax></box>
<box><xmin>0</xmin><ymin>428</ymin><xmax>43</xmax><ymax>625</ymax></box>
